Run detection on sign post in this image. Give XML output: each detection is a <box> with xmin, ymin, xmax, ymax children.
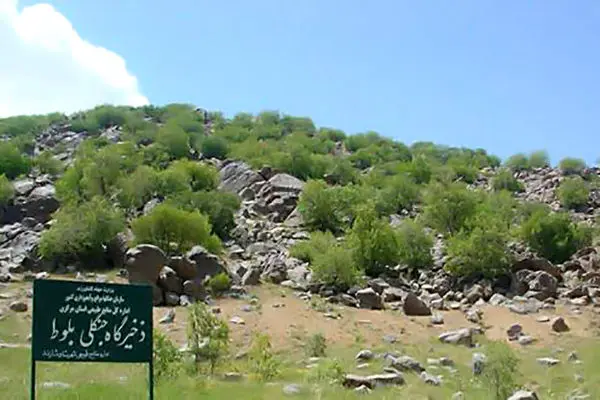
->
<box><xmin>30</xmin><ymin>279</ymin><xmax>154</xmax><ymax>399</ymax></box>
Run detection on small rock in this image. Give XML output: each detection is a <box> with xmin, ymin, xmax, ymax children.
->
<box><xmin>354</xmin><ymin>385</ymin><xmax>371</xmax><ymax>394</ymax></box>
<box><xmin>382</xmin><ymin>334</ymin><xmax>397</xmax><ymax>344</ymax></box>
<box><xmin>356</xmin><ymin>363</ymin><xmax>369</xmax><ymax>369</ymax></box>
<box><xmin>452</xmin><ymin>392</ymin><xmax>465</xmax><ymax>400</ymax></box>
<box><xmin>223</xmin><ymin>372</ymin><xmax>244</xmax><ymax>382</ymax></box>
<box><xmin>35</xmin><ymin>272</ymin><xmax>49</xmax><ymax>280</ymax></box>
<box><xmin>240</xmin><ymin>305</ymin><xmax>253</xmax><ymax>312</ymax></box>
<box><xmin>41</xmin><ymin>381</ymin><xmax>71</xmax><ymax>389</ymax></box>
<box><xmin>439</xmin><ymin>328</ymin><xmax>474</xmax><ymax>347</ymax></box>
<box><xmin>518</xmin><ymin>335</ymin><xmax>535</xmax><ymax>346</ymax></box>
<box><xmin>575</xmin><ymin>373</ymin><xmax>584</xmax><ymax>383</ymax></box>
<box><xmin>506</xmin><ymin>323</ymin><xmax>523</xmax><ymax>341</ymax></box>
<box><xmin>507</xmin><ymin>390</ymin><xmax>539</xmax><ymax>400</ymax></box>
<box><xmin>537</xmin><ymin>357</ymin><xmax>560</xmax><ymax>366</ymax></box>
<box><xmin>9</xmin><ymin>301</ymin><xmax>27</xmax><ymax>312</ymax></box>
<box><xmin>536</xmin><ymin>316</ymin><xmax>550</xmax><ymax>322</ymax></box>
<box><xmin>551</xmin><ymin>316</ymin><xmax>569</xmax><ymax>332</ymax></box>
<box><xmin>431</xmin><ymin>314</ymin><xmax>444</xmax><ymax>325</ymax></box>
<box><xmin>356</xmin><ymin>349</ymin><xmax>374</xmax><ymax>361</ymax></box>
<box><xmin>230</xmin><ymin>316</ymin><xmax>245</xmax><ymax>325</ymax></box>
<box><xmin>420</xmin><ymin>371</ymin><xmax>442</xmax><ymax>386</ymax></box>
<box><xmin>472</xmin><ymin>353</ymin><xmax>486</xmax><ymax>375</ymax></box>
<box><xmin>390</xmin><ymin>355</ymin><xmax>424</xmax><ymax>373</ymax></box>
<box><xmin>403</xmin><ymin>292</ymin><xmax>432</xmax><ymax>316</ymax></box>
<box><xmin>282</xmin><ymin>383</ymin><xmax>302</xmax><ymax>395</ymax></box>
<box><xmin>159</xmin><ymin>309</ymin><xmax>175</xmax><ymax>324</ymax></box>
<box><xmin>568</xmin><ymin>351</ymin><xmax>579</xmax><ymax>362</ymax></box>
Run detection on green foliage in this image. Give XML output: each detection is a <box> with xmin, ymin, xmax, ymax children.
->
<box><xmin>131</xmin><ymin>203</ymin><xmax>222</xmax><ymax>255</ymax></box>
<box><xmin>559</xmin><ymin>157</ymin><xmax>586</xmax><ymax>175</ymax></box>
<box><xmin>187</xmin><ymin>302</ymin><xmax>229</xmax><ymax>374</ymax></box>
<box><xmin>116</xmin><ymin>165</ymin><xmax>159</xmax><ymax>211</ymax></box>
<box><xmin>347</xmin><ymin>204</ymin><xmax>400</xmax><ymax>276</ymax></box>
<box><xmin>0</xmin><ymin>141</ymin><xmax>31</xmax><ymax>179</ymax></box>
<box><xmin>306</xmin><ymin>358</ymin><xmax>345</xmax><ymax>384</ymax></box>
<box><xmin>170</xmin><ymin>160</ymin><xmax>219</xmax><ymax>192</ymax></box>
<box><xmin>395</xmin><ymin>220</ymin><xmax>433</xmax><ymax>270</ymax></box>
<box><xmin>557</xmin><ymin>176</ymin><xmax>589</xmax><ymax>209</ymax></box>
<box><xmin>492</xmin><ymin>169</ymin><xmax>524</xmax><ymax>192</ymax></box>
<box><xmin>375</xmin><ymin>174</ymin><xmax>420</xmax><ymax>215</ymax></box>
<box><xmin>0</xmin><ymin>174</ymin><xmax>14</xmax><ymax>206</ymax></box>
<box><xmin>480</xmin><ymin>342</ymin><xmax>520</xmax><ymax>400</ymax></box>
<box><xmin>311</xmin><ymin>243</ymin><xmax>361</xmax><ymax>289</ymax></box>
<box><xmin>206</xmin><ymin>272</ymin><xmax>231</xmax><ymax>296</ymax></box>
<box><xmin>0</xmin><ymin>113</ymin><xmax>66</xmax><ymax>137</ymax></box>
<box><xmin>39</xmin><ymin>197</ymin><xmax>125</xmax><ymax>261</ymax></box>
<box><xmin>156</xmin><ymin>122</ymin><xmax>190</xmax><ymax>159</ymax></box>
<box><xmin>34</xmin><ymin>151</ymin><xmax>64</xmax><ymax>175</ymax></box>
<box><xmin>504</xmin><ymin>153</ymin><xmax>529</xmax><ymax>171</ymax></box>
<box><xmin>200</xmin><ymin>136</ymin><xmax>229</xmax><ymax>159</ymax></box>
<box><xmin>248</xmin><ymin>333</ymin><xmax>281</xmax><ymax>382</ymax></box>
<box><xmin>520</xmin><ymin>209</ymin><xmax>592</xmax><ymax>263</ymax></box>
<box><xmin>290</xmin><ymin>231</ymin><xmax>337</xmax><ymax>263</ymax></box>
<box><xmin>305</xmin><ymin>332</ymin><xmax>327</xmax><ymax>358</ymax></box>
<box><xmin>153</xmin><ymin>329</ymin><xmax>183</xmax><ymax>381</ymax></box>
<box><xmin>528</xmin><ymin>150</ymin><xmax>550</xmax><ymax>168</ymax></box>
<box><xmin>297</xmin><ymin>180</ymin><xmax>355</xmax><ymax>233</ymax></box>
<box><xmin>422</xmin><ymin>182</ymin><xmax>481</xmax><ymax>234</ymax></box>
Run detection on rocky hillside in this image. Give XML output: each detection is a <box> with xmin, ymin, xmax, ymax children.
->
<box><xmin>0</xmin><ymin>104</ymin><xmax>599</xmax><ymax>319</ymax></box>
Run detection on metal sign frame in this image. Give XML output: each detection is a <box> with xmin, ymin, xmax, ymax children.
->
<box><xmin>30</xmin><ymin>279</ymin><xmax>154</xmax><ymax>399</ymax></box>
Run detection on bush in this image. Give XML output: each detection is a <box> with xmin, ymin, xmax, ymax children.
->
<box><xmin>557</xmin><ymin>176</ymin><xmax>589</xmax><ymax>209</ymax></box>
<box><xmin>116</xmin><ymin>165</ymin><xmax>160</xmax><ymax>211</ymax></box>
<box><xmin>559</xmin><ymin>157</ymin><xmax>586</xmax><ymax>175</ymax></box>
<box><xmin>445</xmin><ymin>226</ymin><xmax>512</xmax><ymax>279</ymax></box>
<box><xmin>153</xmin><ymin>329</ymin><xmax>183</xmax><ymax>381</ymax></box>
<box><xmin>169</xmin><ymin>160</ymin><xmax>219</xmax><ymax>192</ymax></box>
<box><xmin>248</xmin><ymin>333</ymin><xmax>281</xmax><ymax>381</ymax></box>
<box><xmin>520</xmin><ymin>210</ymin><xmax>592</xmax><ymax>263</ymax></box>
<box><xmin>206</xmin><ymin>272</ymin><xmax>231</xmax><ymax>296</ymax></box>
<box><xmin>376</xmin><ymin>174</ymin><xmax>420</xmax><ymax>215</ymax></box>
<box><xmin>187</xmin><ymin>302</ymin><xmax>229</xmax><ymax>374</ymax></box>
<box><xmin>306</xmin><ymin>358</ymin><xmax>345</xmax><ymax>384</ymax></box>
<box><xmin>200</xmin><ymin>136</ymin><xmax>229</xmax><ymax>159</ymax></box>
<box><xmin>34</xmin><ymin>151</ymin><xmax>64</xmax><ymax>175</ymax></box>
<box><xmin>297</xmin><ymin>180</ymin><xmax>353</xmax><ymax>233</ymax></box>
<box><xmin>0</xmin><ymin>174</ymin><xmax>14</xmax><ymax>206</ymax></box>
<box><xmin>422</xmin><ymin>182</ymin><xmax>481</xmax><ymax>234</ymax></box>
<box><xmin>528</xmin><ymin>150</ymin><xmax>550</xmax><ymax>168</ymax></box>
<box><xmin>492</xmin><ymin>169</ymin><xmax>524</xmax><ymax>192</ymax></box>
<box><xmin>480</xmin><ymin>341</ymin><xmax>520</xmax><ymax>400</ymax></box>
<box><xmin>305</xmin><ymin>332</ymin><xmax>327</xmax><ymax>358</ymax></box>
<box><xmin>347</xmin><ymin>204</ymin><xmax>400</xmax><ymax>277</ymax></box>
<box><xmin>156</xmin><ymin>122</ymin><xmax>190</xmax><ymax>159</ymax></box>
<box><xmin>289</xmin><ymin>231</ymin><xmax>337</xmax><ymax>263</ymax></box>
<box><xmin>311</xmin><ymin>244</ymin><xmax>361</xmax><ymax>289</ymax></box>
<box><xmin>39</xmin><ymin>197</ymin><xmax>125</xmax><ymax>261</ymax></box>
<box><xmin>131</xmin><ymin>203</ymin><xmax>222</xmax><ymax>254</ymax></box>
<box><xmin>0</xmin><ymin>141</ymin><xmax>31</xmax><ymax>179</ymax></box>
<box><xmin>504</xmin><ymin>153</ymin><xmax>529</xmax><ymax>171</ymax></box>
<box><xmin>396</xmin><ymin>220</ymin><xmax>433</xmax><ymax>270</ymax></box>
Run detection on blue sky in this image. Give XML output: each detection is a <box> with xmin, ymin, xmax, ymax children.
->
<box><xmin>16</xmin><ymin>1</ymin><xmax>600</xmax><ymax>165</ymax></box>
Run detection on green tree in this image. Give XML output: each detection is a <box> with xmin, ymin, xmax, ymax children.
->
<box><xmin>422</xmin><ymin>182</ymin><xmax>481</xmax><ymax>234</ymax></box>
<box><xmin>376</xmin><ymin>174</ymin><xmax>420</xmax><ymax>215</ymax></box>
<box><xmin>557</xmin><ymin>176</ymin><xmax>589</xmax><ymax>209</ymax></box>
<box><xmin>0</xmin><ymin>141</ymin><xmax>31</xmax><ymax>179</ymax></box>
<box><xmin>156</xmin><ymin>122</ymin><xmax>190</xmax><ymax>159</ymax></box>
<box><xmin>528</xmin><ymin>150</ymin><xmax>550</xmax><ymax>168</ymax></box>
<box><xmin>39</xmin><ymin>197</ymin><xmax>125</xmax><ymax>261</ymax></box>
<box><xmin>504</xmin><ymin>153</ymin><xmax>529</xmax><ymax>171</ymax></box>
<box><xmin>131</xmin><ymin>203</ymin><xmax>222</xmax><ymax>254</ymax></box>
<box><xmin>290</xmin><ymin>230</ymin><xmax>337</xmax><ymax>263</ymax></box>
<box><xmin>559</xmin><ymin>157</ymin><xmax>586</xmax><ymax>175</ymax></box>
<box><xmin>492</xmin><ymin>169</ymin><xmax>524</xmax><ymax>192</ymax></box>
<box><xmin>116</xmin><ymin>165</ymin><xmax>160</xmax><ymax>211</ymax></box>
<box><xmin>395</xmin><ymin>220</ymin><xmax>433</xmax><ymax>270</ymax></box>
<box><xmin>311</xmin><ymin>244</ymin><xmax>361</xmax><ymax>289</ymax></box>
<box><xmin>200</xmin><ymin>136</ymin><xmax>229</xmax><ymax>159</ymax></box>
<box><xmin>298</xmin><ymin>180</ymin><xmax>352</xmax><ymax>233</ymax></box>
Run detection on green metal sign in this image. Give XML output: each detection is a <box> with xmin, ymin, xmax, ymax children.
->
<box><xmin>30</xmin><ymin>279</ymin><xmax>154</xmax><ymax>399</ymax></box>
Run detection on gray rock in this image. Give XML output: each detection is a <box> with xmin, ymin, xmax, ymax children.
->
<box><xmin>507</xmin><ymin>390</ymin><xmax>539</xmax><ymax>400</ymax></box>
<box><xmin>164</xmin><ymin>292</ymin><xmax>180</xmax><ymax>306</ymax></box>
<box><xmin>342</xmin><ymin>373</ymin><xmax>405</xmax><ymax>389</ymax></box>
<box><xmin>219</xmin><ymin>161</ymin><xmax>265</xmax><ymax>194</ymax></box>
<box><xmin>222</xmin><ymin>372</ymin><xmax>244</xmax><ymax>382</ymax></box>
<box><xmin>41</xmin><ymin>381</ymin><xmax>71</xmax><ymax>389</ymax></box>
<box><xmin>230</xmin><ymin>316</ymin><xmax>245</xmax><ymax>325</ymax></box>
<box><xmin>431</xmin><ymin>314</ymin><xmax>444</xmax><ymax>325</ymax></box>
<box><xmin>354</xmin><ymin>385</ymin><xmax>371</xmax><ymax>395</ymax></box>
<box><xmin>356</xmin><ymin>288</ymin><xmax>384</xmax><ymax>310</ymax></box>
<box><xmin>241</xmin><ymin>267</ymin><xmax>261</xmax><ymax>285</ymax></box>
<box><xmin>537</xmin><ymin>357</ymin><xmax>560</xmax><ymax>366</ymax></box>
<box><xmin>518</xmin><ymin>335</ymin><xmax>535</xmax><ymax>346</ymax></box>
<box><xmin>390</xmin><ymin>355</ymin><xmax>424</xmax><ymax>373</ymax></box>
<box><xmin>403</xmin><ymin>292</ymin><xmax>431</xmax><ymax>316</ymax></box>
<box><xmin>551</xmin><ymin>316</ymin><xmax>569</xmax><ymax>332</ymax></box>
<box><xmin>125</xmin><ymin>244</ymin><xmax>167</xmax><ymax>284</ymax></box>
<box><xmin>185</xmin><ymin>245</ymin><xmax>225</xmax><ymax>282</ymax></box>
<box><xmin>282</xmin><ymin>383</ymin><xmax>302</xmax><ymax>395</ymax></box>
<box><xmin>472</xmin><ymin>352</ymin><xmax>486</xmax><ymax>376</ymax></box>
<box><xmin>169</xmin><ymin>256</ymin><xmax>196</xmax><ymax>281</ymax></box>
<box><xmin>506</xmin><ymin>323</ymin><xmax>523</xmax><ymax>340</ymax></box>
<box><xmin>420</xmin><ymin>371</ymin><xmax>442</xmax><ymax>386</ymax></box>
<box><xmin>438</xmin><ymin>328</ymin><xmax>474</xmax><ymax>347</ymax></box>
<box><xmin>488</xmin><ymin>293</ymin><xmax>507</xmax><ymax>306</ymax></box>
<box><xmin>9</xmin><ymin>301</ymin><xmax>27</xmax><ymax>312</ymax></box>
<box><xmin>355</xmin><ymin>349</ymin><xmax>374</xmax><ymax>361</ymax></box>
<box><xmin>159</xmin><ymin>309</ymin><xmax>175</xmax><ymax>324</ymax></box>
<box><xmin>158</xmin><ymin>266</ymin><xmax>183</xmax><ymax>294</ymax></box>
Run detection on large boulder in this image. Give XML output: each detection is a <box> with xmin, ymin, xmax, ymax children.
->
<box><xmin>342</xmin><ymin>373</ymin><xmax>405</xmax><ymax>389</ymax></box>
<box><xmin>218</xmin><ymin>161</ymin><xmax>265</xmax><ymax>194</ymax></box>
<box><xmin>356</xmin><ymin>288</ymin><xmax>384</xmax><ymax>310</ymax></box>
<box><xmin>19</xmin><ymin>184</ymin><xmax>60</xmax><ymax>223</ymax></box>
<box><xmin>106</xmin><ymin>231</ymin><xmax>132</xmax><ymax>269</ymax></box>
<box><xmin>185</xmin><ymin>245</ymin><xmax>225</xmax><ymax>282</ymax></box>
<box><xmin>158</xmin><ymin>266</ymin><xmax>183</xmax><ymax>294</ymax></box>
<box><xmin>125</xmin><ymin>244</ymin><xmax>167</xmax><ymax>284</ymax></box>
<box><xmin>512</xmin><ymin>257</ymin><xmax>561</xmax><ymax>279</ymax></box>
<box><xmin>403</xmin><ymin>293</ymin><xmax>432</xmax><ymax>316</ymax></box>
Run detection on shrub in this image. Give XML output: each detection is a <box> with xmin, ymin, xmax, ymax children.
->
<box><xmin>528</xmin><ymin>150</ymin><xmax>550</xmax><ymax>168</ymax></box>
<box><xmin>445</xmin><ymin>226</ymin><xmax>512</xmax><ymax>279</ymax></box>
<box><xmin>557</xmin><ymin>176</ymin><xmax>589</xmax><ymax>209</ymax></box>
<box><xmin>131</xmin><ymin>203</ymin><xmax>222</xmax><ymax>254</ymax></box>
<box><xmin>504</xmin><ymin>153</ymin><xmax>529</xmax><ymax>171</ymax></box>
<box><xmin>306</xmin><ymin>358</ymin><xmax>345</xmax><ymax>384</ymax></box>
<box><xmin>116</xmin><ymin>165</ymin><xmax>160</xmax><ymax>211</ymax></box>
<box><xmin>153</xmin><ymin>329</ymin><xmax>183</xmax><ymax>381</ymax></box>
<box><xmin>422</xmin><ymin>182</ymin><xmax>481</xmax><ymax>234</ymax></box>
<box><xmin>311</xmin><ymin>244</ymin><xmax>361</xmax><ymax>289</ymax></box>
<box><xmin>289</xmin><ymin>231</ymin><xmax>337</xmax><ymax>262</ymax></box>
<box><xmin>480</xmin><ymin>341</ymin><xmax>520</xmax><ymax>400</ymax></box>
<box><xmin>200</xmin><ymin>136</ymin><xmax>229</xmax><ymax>159</ymax></box>
<box><xmin>520</xmin><ymin>210</ymin><xmax>592</xmax><ymax>263</ymax></box>
<box><xmin>305</xmin><ymin>332</ymin><xmax>327</xmax><ymax>358</ymax></box>
<box><xmin>156</xmin><ymin>122</ymin><xmax>190</xmax><ymax>159</ymax></box>
<box><xmin>39</xmin><ymin>197</ymin><xmax>125</xmax><ymax>261</ymax></box>
<box><xmin>0</xmin><ymin>174</ymin><xmax>14</xmax><ymax>206</ymax></box>
<box><xmin>492</xmin><ymin>169</ymin><xmax>523</xmax><ymax>192</ymax></box>
<box><xmin>0</xmin><ymin>141</ymin><xmax>31</xmax><ymax>179</ymax></box>
<box><xmin>187</xmin><ymin>302</ymin><xmax>229</xmax><ymax>374</ymax></box>
<box><xmin>376</xmin><ymin>174</ymin><xmax>420</xmax><ymax>215</ymax></box>
<box><xmin>559</xmin><ymin>157</ymin><xmax>586</xmax><ymax>175</ymax></box>
<box><xmin>297</xmin><ymin>180</ymin><xmax>352</xmax><ymax>233</ymax></box>
<box><xmin>169</xmin><ymin>160</ymin><xmax>219</xmax><ymax>191</ymax></box>
<box><xmin>34</xmin><ymin>151</ymin><xmax>64</xmax><ymax>175</ymax></box>
<box><xmin>206</xmin><ymin>272</ymin><xmax>231</xmax><ymax>296</ymax></box>
<box><xmin>347</xmin><ymin>204</ymin><xmax>400</xmax><ymax>277</ymax></box>
<box><xmin>396</xmin><ymin>220</ymin><xmax>433</xmax><ymax>270</ymax></box>
<box><xmin>248</xmin><ymin>333</ymin><xmax>281</xmax><ymax>381</ymax></box>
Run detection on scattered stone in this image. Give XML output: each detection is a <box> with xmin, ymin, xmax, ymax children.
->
<box><xmin>507</xmin><ymin>323</ymin><xmax>523</xmax><ymax>340</ymax></box>
<box><xmin>9</xmin><ymin>301</ymin><xmax>27</xmax><ymax>312</ymax></box>
<box><xmin>465</xmin><ymin>308</ymin><xmax>481</xmax><ymax>323</ymax></box>
<box><xmin>35</xmin><ymin>272</ymin><xmax>49</xmax><ymax>280</ymax></box>
<box><xmin>507</xmin><ymin>390</ymin><xmax>539</xmax><ymax>400</ymax></box>
<box><xmin>438</xmin><ymin>328</ymin><xmax>474</xmax><ymax>347</ymax></box>
<box><xmin>420</xmin><ymin>371</ymin><xmax>442</xmax><ymax>386</ymax></box>
<box><xmin>488</xmin><ymin>293</ymin><xmax>507</xmax><ymax>306</ymax></box>
<box><xmin>355</xmin><ymin>288</ymin><xmax>384</xmax><ymax>310</ymax></box>
<box><xmin>223</xmin><ymin>372</ymin><xmax>243</xmax><ymax>382</ymax></box>
<box><xmin>41</xmin><ymin>381</ymin><xmax>71</xmax><ymax>389</ymax></box>
<box><xmin>159</xmin><ymin>309</ymin><xmax>175</xmax><ymax>324</ymax></box>
<box><xmin>282</xmin><ymin>383</ymin><xmax>302</xmax><ymax>395</ymax></box>
<box><xmin>230</xmin><ymin>316</ymin><xmax>245</xmax><ymax>325</ymax></box>
<box><xmin>452</xmin><ymin>392</ymin><xmax>465</xmax><ymax>400</ymax></box>
<box><xmin>431</xmin><ymin>314</ymin><xmax>444</xmax><ymax>325</ymax></box>
<box><xmin>518</xmin><ymin>335</ymin><xmax>535</xmax><ymax>346</ymax></box>
<box><xmin>537</xmin><ymin>357</ymin><xmax>560</xmax><ymax>366</ymax></box>
<box><xmin>240</xmin><ymin>304</ymin><xmax>253</xmax><ymax>312</ymax></box>
<box><xmin>551</xmin><ymin>316</ymin><xmax>569</xmax><ymax>332</ymax></box>
<box><xmin>472</xmin><ymin>353</ymin><xmax>486</xmax><ymax>375</ymax></box>
<box><xmin>354</xmin><ymin>385</ymin><xmax>371</xmax><ymax>395</ymax></box>
<box><xmin>355</xmin><ymin>349</ymin><xmax>374</xmax><ymax>361</ymax></box>
<box><xmin>568</xmin><ymin>351</ymin><xmax>579</xmax><ymax>362</ymax></box>
<box><xmin>342</xmin><ymin>373</ymin><xmax>405</xmax><ymax>389</ymax></box>
<box><xmin>356</xmin><ymin>363</ymin><xmax>369</xmax><ymax>369</ymax></box>
<box><xmin>536</xmin><ymin>316</ymin><xmax>550</xmax><ymax>323</ymax></box>
<box><xmin>382</xmin><ymin>334</ymin><xmax>397</xmax><ymax>344</ymax></box>
<box><xmin>389</xmin><ymin>355</ymin><xmax>424</xmax><ymax>373</ymax></box>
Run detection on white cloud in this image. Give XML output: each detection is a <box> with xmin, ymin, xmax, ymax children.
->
<box><xmin>0</xmin><ymin>0</ymin><xmax>149</xmax><ymax>117</ymax></box>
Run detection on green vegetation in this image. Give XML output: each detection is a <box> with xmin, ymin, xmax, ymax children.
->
<box><xmin>557</xmin><ymin>176</ymin><xmax>589</xmax><ymax>209</ymax></box>
<box><xmin>559</xmin><ymin>157</ymin><xmax>587</xmax><ymax>175</ymax></box>
<box><xmin>206</xmin><ymin>272</ymin><xmax>232</xmax><ymax>296</ymax></box>
<box><xmin>187</xmin><ymin>302</ymin><xmax>230</xmax><ymax>374</ymax></box>
<box><xmin>0</xmin><ymin>174</ymin><xmax>14</xmax><ymax>205</ymax></box>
